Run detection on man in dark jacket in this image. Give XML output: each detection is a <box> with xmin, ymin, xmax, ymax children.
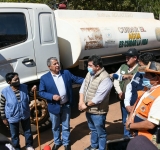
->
<box><xmin>39</xmin><ymin>57</ymin><xmax>83</xmax><ymax>150</ymax></box>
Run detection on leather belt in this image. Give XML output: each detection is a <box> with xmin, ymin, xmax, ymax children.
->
<box><xmin>60</xmin><ymin>102</ymin><xmax>69</xmax><ymax>107</ymax></box>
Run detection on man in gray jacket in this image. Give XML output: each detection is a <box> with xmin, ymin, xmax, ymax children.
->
<box><xmin>79</xmin><ymin>55</ymin><xmax>113</xmax><ymax>150</ymax></box>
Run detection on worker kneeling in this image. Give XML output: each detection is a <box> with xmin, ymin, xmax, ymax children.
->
<box><xmin>126</xmin><ymin>61</ymin><xmax>160</xmax><ymax>149</ymax></box>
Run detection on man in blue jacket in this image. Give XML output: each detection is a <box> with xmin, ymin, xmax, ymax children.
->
<box><xmin>124</xmin><ymin>52</ymin><xmax>156</xmax><ymax>113</ymax></box>
<box><xmin>39</xmin><ymin>57</ymin><xmax>84</xmax><ymax>150</ymax></box>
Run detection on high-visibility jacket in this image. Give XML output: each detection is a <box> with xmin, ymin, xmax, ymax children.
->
<box><xmin>134</xmin><ymin>86</ymin><xmax>160</xmax><ymax>140</ymax></box>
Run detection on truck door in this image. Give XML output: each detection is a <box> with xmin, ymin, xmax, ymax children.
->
<box><xmin>30</xmin><ymin>9</ymin><xmax>60</xmax><ymax>77</ymax></box>
<box><xmin>0</xmin><ymin>9</ymin><xmax>36</xmax><ymax>90</ymax></box>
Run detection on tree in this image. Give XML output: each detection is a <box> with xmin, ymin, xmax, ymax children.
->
<box><xmin>67</xmin><ymin>0</ymin><xmax>160</xmax><ymax>19</ymax></box>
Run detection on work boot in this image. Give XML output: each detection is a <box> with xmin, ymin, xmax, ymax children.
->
<box><xmin>84</xmin><ymin>145</ymin><xmax>97</xmax><ymax>150</ymax></box>
<box><xmin>64</xmin><ymin>145</ymin><xmax>71</xmax><ymax>150</ymax></box>
<box><xmin>52</xmin><ymin>144</ymin><xmax>61</xmax><ymax>150</ymax></box>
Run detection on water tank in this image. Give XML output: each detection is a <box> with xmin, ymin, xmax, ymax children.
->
<box><xmin>54</xmin><ymin>10</ymin><xmax>160</xmax><ymax>68</ymax></box>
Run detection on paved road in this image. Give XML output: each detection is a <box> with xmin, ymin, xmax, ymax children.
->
<box><xmin>0</xmin><ymin>88</ymin><xmax>124</xmax><ymax>150</ymax></box>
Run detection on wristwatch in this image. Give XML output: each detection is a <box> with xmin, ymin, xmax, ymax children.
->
<box><xmin>85</xmin><ymin>102</ymin><xmax>89</xmax><ymax>107</ymax></box>
<box><xmin>128</xmin><ymin>123</ymin><xmax>132</xmax><ymax>130</ymax></box>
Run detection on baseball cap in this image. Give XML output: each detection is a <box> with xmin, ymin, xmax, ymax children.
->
<box><xmin>124</xmin><ymin>48</ymin><xmax>139</xmax><ymax>56</ymax></box>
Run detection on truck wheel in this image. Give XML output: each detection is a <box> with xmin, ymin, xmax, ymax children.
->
<box><xmin>29</xmin><ymin>118</ymin><xmax>52</xmax><ymax>135</ymax></box>
<box><xmin>29</xmin><ymin>97</ymin><xmax>51</xmax><ymax>134</ymax></box>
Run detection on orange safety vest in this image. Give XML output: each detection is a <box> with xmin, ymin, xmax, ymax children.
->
<box><xmin>134</xmin><ymin>86</ymin><xmax>160</xmax><ymax>140</ymax></box>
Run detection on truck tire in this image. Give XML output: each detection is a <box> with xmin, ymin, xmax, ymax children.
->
<box><xmin>19</xmin><ymin>118</ymin><xmax>52</xmax><ymax>135</ymax></box>
<box><xmin>29</xmin><ymin>97</ymin><xmax>51</xmax><ymax>134</ymax></box>
<box><xmin>29</xmin><ymin>118</ymin><xmax>52</xmax><ymax>135</ymax></box>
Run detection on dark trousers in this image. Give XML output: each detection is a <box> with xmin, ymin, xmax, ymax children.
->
<box><xmin>9</xmin><ymin>117</ymin><xmax>33</xmax><ymax>150</ymax></box>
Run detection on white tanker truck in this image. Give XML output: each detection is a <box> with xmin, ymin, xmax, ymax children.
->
<box><xmin>0</xmin><ymin>3</ymin><xmax>160</xmax><ymax>130</ymax></box>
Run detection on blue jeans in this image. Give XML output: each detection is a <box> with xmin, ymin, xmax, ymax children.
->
<box><xmin>86</xmin><ymin>112</ymin><xmax>107</xmax><ymax>150</ymax></box>
<box><xmin>9</xmin><ymin>117</ymin><xmax>33</xmax><ymax>150</ymax></box>
<box><xmin>120</xmin><ymin>101</ymin><xmax>130</xmax><ymax>137</ymax></box>
<box><xmin>49</xmin><ymin>104</ymin><xmax>71</xmax><ymax>146</ymax></box>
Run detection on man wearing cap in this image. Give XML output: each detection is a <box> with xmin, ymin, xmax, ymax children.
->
<box><xmin>114</xmin><ymin>48</ymin><xmax>139</xmax><ymax>137</ymax></box>
<box><xmin>124</xmin><ymin>53</ymin><xmax>156</xmax><ymax>113</ymax></box>
<box><xmin>126</xmin><ymin>61</ymin><xmax>160</xmax><ymax>149</ymax></box>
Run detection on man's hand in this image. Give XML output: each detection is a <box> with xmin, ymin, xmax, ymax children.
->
<box><xmin>150</xmin><ymin>85</ymin><xmax>157</xmax><ymax>92</ymax></box>
<box><xmin>122</xmin><ymin>74</ymin><xmax>133</xmax><ymax>80</ymax></box>
<box><xmin>118</xmin><ymin>92</ymin><xmax>124</xmax><ymax>100</ymax></box>
<box><xmin>126</xmin><ymin>125</ymin><xmax>136</xmax><ymax>137</ymax></box>
<box><xmin>78</xmin><ymin>102</ymin><xmax>83</xmax><ymax>110</ymax></box>
<box><xmin>126</xmin><ymin>120</ymin><xmax>131</xmax><ymax>131</ymax></box>
<box><xmin>31</xmin><ymin>85</ymin><xmax>37</xmax><ymax>92</ymax></box>
<box><xmin>109</xmin><ymin>73</ymin><xmax>114</xmax><ymax>78</ymax></box>
<box><xmin>126</xmin><ymin>114</ymin><xmax>134</xmax><ymax>126</ymax></box>
<box><xmin>79</xmin><ymin>102</ymin><xmax>87</xmax><ymax>111</ymax></box>
<box><xmin>125</xmin><ymin>122</ymin><xmax>136</xmax><ymax>136</ymax></box>
<box><xmin>53</xmin><ymin>95</ymin><xmax>61</xmax><ymax>101</ymax></box>
<box><xmin>126</xmin><ymin>106</ymin><xmax>133</xmax><ymax>113</ymax></box>
<box><xmin>3</xmin><ymin>119</ymin><xmax>8</xmax><ymax>126</ymax></box>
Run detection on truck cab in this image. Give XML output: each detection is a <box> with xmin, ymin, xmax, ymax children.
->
<box><xmin>0</xmin><ymin>3</ymin><xmax>59</xmax><ymax>91</ymax></box>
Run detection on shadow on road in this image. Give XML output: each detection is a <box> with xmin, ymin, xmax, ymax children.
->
<box><xmin>109</xmin><ymin>87</ymin><xmax>119</xmax><ymax>105</ymax></box>
<box><xmin>30</xmin><ymin>128</ymin><xmax>53</xmax><ymax>149</ymax></box>
<box><xmin>70</xmin><ymin>120</ymin><xmax>124</xmax><ymax>146</ymax></box>
<box><xmin>70</xmin><ymin>121</ymin><xmax>89</xmax><ymax>146</ymax></box>
<box><xmin>106</xmin><ymin>121</ymin><xmax>123</xmax><ymax>140</ymax></box>
<box><xmin>71</xmin><ymin>87</ymin><xmax>81</xmax><ymax>119</ymax></box>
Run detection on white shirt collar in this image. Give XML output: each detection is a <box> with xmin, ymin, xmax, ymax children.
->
<box><xmin>50</xmin><ymin>71</ymin><xmax>61</xmax><ymax>77</ymax></box>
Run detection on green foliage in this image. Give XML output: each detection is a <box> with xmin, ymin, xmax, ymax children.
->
<box><xmin>68</xmin><ymin>0</ymin><xmax>160</xmax><ymax>19</ymax></box>
<box><xmin>137</xmin><ymin>0</ymin><xmax>160</xmax><ymax>19</ymax></box>
<box><xmin>67</xmin><ymin>0</ymin><xmax>136</xmax><ymax>11</ymax></box>
<box><xmin>0</xmin><ymin>0</ymin><xmax>160</xmax><ymax>19</ymax></box>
